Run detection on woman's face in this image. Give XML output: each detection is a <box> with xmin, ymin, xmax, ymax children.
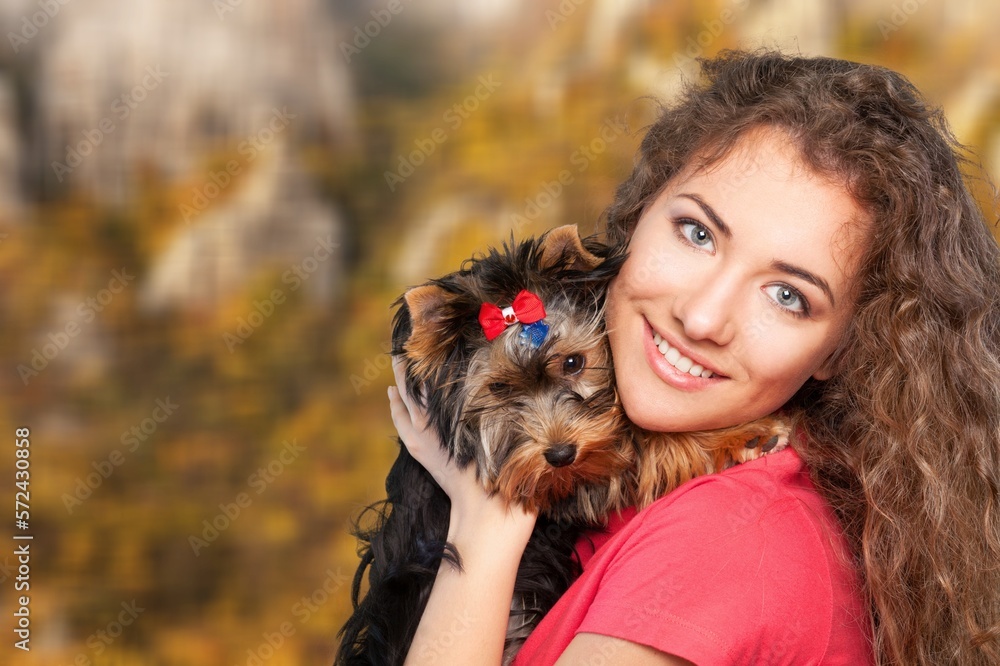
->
<box><xmin>606</xmin><ymin>129</ymin><xmax>866</xmax><ymax>432</ymax></box>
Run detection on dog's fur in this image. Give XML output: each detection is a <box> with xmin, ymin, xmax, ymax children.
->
<box><xmin>336</xmin><ymin>226</ymin><xmax>790</xmax><ymax>665</ymax></box>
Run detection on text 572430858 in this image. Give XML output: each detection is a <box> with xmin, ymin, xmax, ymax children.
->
<box><xmin>14</xmin><ymin>427</ymin><xmax>32</xmax><ymax>652</ymax></box>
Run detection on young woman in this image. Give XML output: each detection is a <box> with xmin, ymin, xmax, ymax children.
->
<box><xmin>388</xmin><ymin>50</ymin><xmax>1000</xmax><ymax>665</ymax></box>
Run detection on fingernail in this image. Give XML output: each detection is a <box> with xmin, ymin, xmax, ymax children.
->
<box><xmin>745</xmin><ymin>436</ymin><xmax>761</xmax><ymax>449</ymax></box>
<box><xmin>762</xmin><ymin>435</ymin><xmax>780</xmax><ymax>452</ymax></box>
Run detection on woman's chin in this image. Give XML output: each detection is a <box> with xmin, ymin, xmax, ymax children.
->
<box><xmin>620</xmin><ymin>396</ymin><xmax>695</xmax><ymax>433</ymax></box>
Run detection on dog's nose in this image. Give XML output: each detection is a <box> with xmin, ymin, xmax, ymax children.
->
<box><xmin>544</xmin><ymin>443</ymin><xmax>577</xmax><ymax>467</ymax></box>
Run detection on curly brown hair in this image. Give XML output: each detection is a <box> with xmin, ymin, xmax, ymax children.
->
<box><xmin>601</xmin><ymin>50</ymin><xmax>1000</xmax><ymax>665</ymax></box>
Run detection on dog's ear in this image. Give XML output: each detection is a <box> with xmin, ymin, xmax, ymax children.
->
<box><xmin>402</xmin><ymin>284</ymin><xmax>461</xmax><ymax>380</ymax></box>
<box><xmin>404</xmin><ymin>284</ymin><xmax>451</xmax><ymax>329</ymax></box>
<box><xmin>539</xmin><ymin>225</ymin><xmax>603</xmax><ymax>271</ymax></box>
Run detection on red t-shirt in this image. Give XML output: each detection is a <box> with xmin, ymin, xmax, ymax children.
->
<box><xmin>513</xmin><ymin>447</ymin><xmax>873</xmax><ymax>665</ymax></box>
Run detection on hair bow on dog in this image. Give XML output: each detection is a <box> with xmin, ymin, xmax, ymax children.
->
<box><xmin>479</xmin><ymin>290</ymin><xmax>547</xmax><ymax>342</ymax></box>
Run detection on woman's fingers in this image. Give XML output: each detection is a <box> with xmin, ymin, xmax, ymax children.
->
<box><xmin>387</xmin><ymin>385</ymin><xmax>416</xmax><ymax>445</ymax></box>
<box><xmin>388</xmin><ymin>357</ymin><xmax>450</xmax><ymax>482</ymax></box>
<box><xmin>391</xmin><ymin>356</ymin><xmax>429</xmax><ymax>432</ymax></box>
<box><xmin>390</xmin><ymin>355</ymin><xmax>411</xmax><ymax>407</ymax></box>
<box><xmin>388</xmin><ymin>384</ymin><xmax>438</xmax><ymax>461</ymax></box>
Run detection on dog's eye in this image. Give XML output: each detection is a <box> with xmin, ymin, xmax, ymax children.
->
<box><xmin>562</xmin><ymin>354</ymin><xmax>585</xmax><ymax>376</ymax></box>
<box><xmin>488</xmin><ymin>382</ymin><xmax>512</xmax><ymax>396</ymax></box>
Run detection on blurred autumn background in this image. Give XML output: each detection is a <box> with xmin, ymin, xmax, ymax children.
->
<box><xmin>0</xmin><ymin>0</ymin><xmax>998</xmax><ymax>664</ymax></box>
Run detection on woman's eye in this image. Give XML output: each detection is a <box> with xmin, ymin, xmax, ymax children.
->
<box><xmin>678</xmin><ymin>219</ymin><xmax>714</xmax><ymax>250</ymax></box>
<box><xmin>562</xmin><ymin>354</ymin><xmax>586</xmax><ymax>376</ymax></box>
<box><xmin>764</xmin><ymin>284</ymin><xmax>809</xmax><ymax>315</ymax></box>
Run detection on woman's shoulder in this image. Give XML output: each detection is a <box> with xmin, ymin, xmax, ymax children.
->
<box><xmin>626</xmin><ymin>447</ymin><xmax>824</xmax><ymax>545</ymax></box>
<box><xmin>579</xmin><ymin>448</ymin><xmax>811</xmax><ymax>564</ymax></box>
<box><xmin>580</xmin><ymin>446</ymin><xmax>872</xmax><ymax>664</ymax></box>
<box><xmin>616</xmin><ymin>446</ymin><xmax>860</xmax><ymax>594</ymax></box>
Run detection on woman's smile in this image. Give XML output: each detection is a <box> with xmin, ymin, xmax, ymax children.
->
<box><xmin>643</xmin><ymin>317</ymin><xmax>724</xmax><ymax>388</ymax></box>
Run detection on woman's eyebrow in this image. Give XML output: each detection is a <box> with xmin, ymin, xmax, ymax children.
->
<box><xmin>678</xmin><ymin>193</ymin><xmax>732</xmax><ymax>239</ymax></box>
<box><xmin>678</xmin><ymin>192</ymin><xmax>837</xmax><ymax>307</ymax></box>
<box><xmin>772</xmin><ymin>261</ymin><xmax>836</xmax><ymax>307</ymax></box>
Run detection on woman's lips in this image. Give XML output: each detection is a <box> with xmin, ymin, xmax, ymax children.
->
<box><xmin>652</xmin><ymin>330</ymin><xmax>716</xmax><ymax>378</ymax></box>
<box><xmin>641</xmin><ymin>318</ymin><xmax>725</xmax><ymax>389</ymax></box>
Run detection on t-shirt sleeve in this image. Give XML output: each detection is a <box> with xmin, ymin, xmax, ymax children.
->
<box><xmin>576</xmin><ymin>474</ymin><xmax>835</xmax><ymax>665</ymax></box>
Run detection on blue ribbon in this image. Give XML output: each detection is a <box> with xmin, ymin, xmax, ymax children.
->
<box><xmin>518</xmin><ymin>320</ymin><xmax>550</xmax><ymax>349</ymax></box>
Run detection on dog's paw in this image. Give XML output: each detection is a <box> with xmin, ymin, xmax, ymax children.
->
<box><xmin>716</xmin><ymin>415</ymin><xmax>794</xmax><ymax>469</ymax></box>
<box><xmin>744</xmin><ymin>434</ymin><xmax>787</xmax><ymax>455</ymax></box>
<box><xmin>737</xmin><ymin>419</ymin><xmax>791</xmax><ymax>460</ymax></box>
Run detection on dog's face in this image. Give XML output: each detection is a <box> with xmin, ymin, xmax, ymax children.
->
<box><xmin>461</xmin><ymin>284</ymin><xmax>631</xmax><ymax>516</ymax></box>
<box><xmin>393</xmin><ymin>226</ymin><xmax>632</xmax><ymax>518</ymax></box>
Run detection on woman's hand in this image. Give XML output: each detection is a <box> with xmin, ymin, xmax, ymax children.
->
<box><xmin>388</xmin><ymin>356</ymin><xmax>477</xmax><ymax>502</ymax></box>
<box><xmin>388</xmin><ymin>357</ymin><xmax>537</xmax><ymax>547</ymax></box>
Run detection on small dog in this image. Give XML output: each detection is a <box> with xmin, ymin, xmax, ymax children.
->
<box><xmin>336</xmin><ymin>226</ymin><xmax>789</xmax><ymax>665</ymax></box>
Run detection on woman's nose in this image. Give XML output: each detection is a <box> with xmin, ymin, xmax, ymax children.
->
<box><xmin>671</xmin><ymin>271</ymin><xmax>740</xmax><ymax>345</ymax></box>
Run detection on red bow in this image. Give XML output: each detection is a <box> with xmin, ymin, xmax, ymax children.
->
<box><xmin>478</xmin><ymin>290</ymin><xmax>546</xmax><ymax>341</ymax></box>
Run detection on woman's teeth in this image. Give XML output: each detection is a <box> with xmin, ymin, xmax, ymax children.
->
<box><xmin>653</xmin><ymin>332</ymin><xmax>714</xmax><ymax>378</ymax></box>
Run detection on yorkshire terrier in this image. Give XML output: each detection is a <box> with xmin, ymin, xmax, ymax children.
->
<box><xmin>335</xmin><ymin>225</ymin><xmax>790</xmax><ymax>665</ymax></box>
